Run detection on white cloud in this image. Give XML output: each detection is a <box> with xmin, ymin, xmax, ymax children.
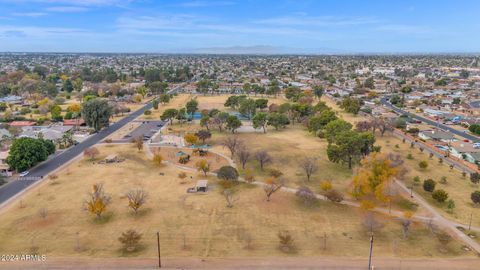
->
<box><xmin>0</xmin><ymin>0</ymin><xmax>131</xmax><ymax>6</ymax></box>
<box><xmin>46</xmin><ymin>6</ymin><xmax>89</xmax><ymax>12</ymax></box>
<box><xmin>255</xmin><ymin>15</ymin><xmax>380</xmax><ymax>27</ymax></box>
<box><xmin>376</xmin><ymin>24</ymin><xmax>431</xmax><ymax>34</ymax></box>
<box><xmin>12</xmin><ymin>12</ymin><xmax>48</xmax><ymax>17</ymax></box>
<box><xmin>178</xmin><ymin>1</ymin><xmax>235</xmax><ymax>8</ymax></box>
<box><xmin>0</xmin><ymin>25</ymin><xmax>87</xmax><ymax>38</ymax></box>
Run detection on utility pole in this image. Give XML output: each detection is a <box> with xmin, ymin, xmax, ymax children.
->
<box><xmin>157</xmin><ymin>232</ymin><xmax>162</xmax><ymax>268</ymax></box>
<box><xmin>368</xmin><ymin>234</ymin><xmax>374</xmax><ymax>270</ymax></box>
<box><xmin>469</xmin><ymin>212</ymin><xmax>473</xmax><ymax>231</ymax></box>
<box><xmin>323</xmin><ymin>232</ymin><xmax>327</xmax><ymax>250</ymax></box>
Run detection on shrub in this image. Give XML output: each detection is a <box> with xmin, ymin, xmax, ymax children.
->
<box><xmin>423</xmin><ymin>179</ymin><xmax>436</xmax><ymax>192</ymax></box>
<box><xmin>278</xmin><ymin>231</ymin><xmax>295</xmax><ymax>253</ymax></box>
<box><xmin>471</xmin><ymin>191</ymin><xmax>480</xmax><ymax>204</ymax></box>
<box><xmin>152</xmin><ymin>154</ymin><xmax>163</xmax><ymax>167</ymax></box>
<box><xmin>217</xmin><ymin>166</ymin><xmax>239</xmax><ymax>181</ymax></box>
<box><xmin>325</xmin><ymin>189</ymin><xmax>343</xmax><ymax>202</ymax></box>
<box><xmin>118</xmin><ymin>230</ymin><xmax>142</xmax><ymax>252</ymax></box>
<box><xmin>268</xmin><ymin>168</ymin><xmax>283</xmax><ymax>178</ymax></box>
<box><xmin>295</xmin><ymin>186</ymin><xmax>317</xmax><ymax>206</ymax></box>
<box><xmin>406</xmin><ymin>153</ymin><xmax>413</xmax><ymax>160</ymax></box>
<box><xmin>418</xmin><ymin>160</ymin><xmax>428</xmax><ymax>170</ymax></box>
<box><xmin>143</xmin><ymin>110</ymin><xmax>152</xmax><ymax>115</ymax></box>
<box><xmin>446</xmin><ymin>199</ymin><xmax>455</xmax><ymax>212</ymax></box>
<box><xmin>432</xmin><ymin>189</ymin><xmax>448</xmax><ymax>203</ymax></box>
<box><xmin>320</xmin><ymin>180</ymin><xmax>333</xmax><ymax>192</ymax></box>
<box><xmin>439</xmin><ymin>176</ymin><xmax>447</xmax><ymax>184</ymax></box>
<box><xmin>471</xmin><ymin>173</ymin><xmax>480</xmax><ymax>184</ymax></box>
<box><xmin>413</xmin><ymin>176</ymin><xmax>421</xmax><ymax>185</ymax></box>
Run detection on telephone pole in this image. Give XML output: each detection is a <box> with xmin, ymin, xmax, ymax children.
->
<box><xmin>157</xmin><ymin>232</ymin><xmax>162</xmax><ymax>268</ymax></box>
<box><xmin>469</xmin><ymin>212</ymin><xmax>473</xmax><ymax>231</ymax></box>
<box><xmin>368</xmin><ymin>234</ymin><xmax>374</xmax><ymax>270</ymax></box>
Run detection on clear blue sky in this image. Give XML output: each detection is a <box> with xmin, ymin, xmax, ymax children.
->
<box><xmin>0</xmin><ymin>0</ymin><xmax>479</xmax><ymax>53</ymax></box>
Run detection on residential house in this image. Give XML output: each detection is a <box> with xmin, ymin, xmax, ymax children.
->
<box><xmin>0</xmin><ymin>151</ymin><xmax>11</xmax><ymax>176</ymax></box>
<box><xmin>419</xmin><ymin>130</ymin><xmax>456</xmax><ymax>143</ymax></box>
<box><xmin>449</xmin><ymin>141</ymin><xmax>480</xmax><ymax>160</ymax></box>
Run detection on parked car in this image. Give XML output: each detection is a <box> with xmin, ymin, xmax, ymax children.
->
<box><xmin>434</xmin><ymin>145</ymin><xmax>449</xmax><ymax>151</ymax></box>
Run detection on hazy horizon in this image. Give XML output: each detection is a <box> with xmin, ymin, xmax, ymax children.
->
<box><xmin>0</xmin><ymin>0</ymin><xmax>479</xmax><ymax>53</ymax></box>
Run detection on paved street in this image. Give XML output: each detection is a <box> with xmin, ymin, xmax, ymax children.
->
<box><xmin>0</xmin><ymin>101</ymin><xmax>153</xmax><ymax>205</ymax></box>
<box><xmin>381</xmin><ymin>97</ymin><xmax>479</xmax><ymax>142</ymax></box>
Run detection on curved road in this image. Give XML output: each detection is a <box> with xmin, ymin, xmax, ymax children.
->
<box><xmin>0</xmin><ymin>101</ymin><xmax>153</xmax><ymax>205</ymax></box>
<box><xmin>381</xmin><ymin>97</ymin><xmax>479</xmax><ymax>142</ymax></box>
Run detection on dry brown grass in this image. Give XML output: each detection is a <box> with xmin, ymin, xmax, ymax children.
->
<box><xmin>0</xmin><ymin>144</ymin><xmax>471</xmax><ymax>259</ymax></box>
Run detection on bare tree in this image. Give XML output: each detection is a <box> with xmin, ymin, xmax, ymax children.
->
<box><xmin>255</xmin><ymin>150</ymin><xmax>272</xmax><ymax>171</ymax></box>
<box><xmin>126</xmin><ymin>188</ymin><xmax>148</xmax><ymax>215</ymax></box>
<box><xmin>356</xmin><ymin>120</ymin><xmax>373</xmax><ymax>132</ymax></box>
<box><xmin>132</xmin><ymin>136</ymin><xmax>144</xmax><ymax>151</ymax></box>
<box><xmin>382</xmin><ymin>181</ymin><xmax>398</xmax><ymax>213</ymax></box>
<box><xmin>295</xmin><ymin>186</ymin><xmax>317</xmax><ymax>206</ymax></box>
<box><xmin>38</xmin><ymin>208</ymin><xmax>48</xmax><ymax>219</ymax></box>
<box><xmin>401</xmin><ymin>219</ymin><xmax>411</xmax><ymax>239</ymax></box>
<box><xmin>377</xmin><ymin>118</ymin><xmax>393</xmax><ymax>136</ymax></box>
<box><xmin>223</xmin><ymin>189</ymin><xmax>238</xmax><ymax>208</ymax></box>
<box><xmin>236</xmin><ymin>147</ymin><xmax>250</xmax><ymax>169</ymax></box>
<box><xmin>362</xmin><ymin>212</ymin><xmax>384</xmax><ymax>234</ymax></box>
<box><xmin>278</xmin><ymin>230</ymin><xmax>295</xmax><ymax>253</ymax></box>
<box><xmin>222</xmin><ymin>137</ymin><xmax>243</xmax><ymax>158</ymax></box>
<box><xmin>300</xmin><ymin>157</ymin><xmax>318</xmax><ymax>182</ymax></box>
<box><xmin>83</xmin><ymin>147</ymin><xmax>100</xmax><ymax>160</ymax></box>
<box><xmin>264</xmin><ymin>178</ymin><xmax>283</xmax><ymax>201</ymax></box>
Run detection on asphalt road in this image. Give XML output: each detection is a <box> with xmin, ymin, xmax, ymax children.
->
<box><xmin>0</xmin><ymin>101</ymin><xmax>153</xmax><ymax>205</ymax></box>
<box><xmin>381</xmin><ymin>97</ymin><xmax>479</xmax><ymax>142</ymax></box>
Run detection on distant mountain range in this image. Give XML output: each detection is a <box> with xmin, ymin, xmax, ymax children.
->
<box><xmin>178</xmin><ymin>45</ymin><xmax>347</xmax><ymax>55</ymax></box>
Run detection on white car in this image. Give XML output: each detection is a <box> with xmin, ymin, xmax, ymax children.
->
<box><xmin>19</xmin><ymin>171</ymin><xmax>29</xmax><ymax>177</ymax></box>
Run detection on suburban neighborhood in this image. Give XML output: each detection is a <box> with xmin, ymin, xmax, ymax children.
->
<box><xmin>0</xmin><ymin>0</ymin><xmax>480</xmax><ymax>269</ymax></box>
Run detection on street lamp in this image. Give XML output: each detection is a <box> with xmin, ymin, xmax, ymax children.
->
<box><xmin>409</xmin><ymin>186</ymin><xmax>414</xmax><ymax>198</ymax></box>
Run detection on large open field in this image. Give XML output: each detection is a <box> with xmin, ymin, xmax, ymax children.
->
<box><xmin>0</xmin><ymin>144</ymin><xmax>472</xmax><ymax>259</ymax></box>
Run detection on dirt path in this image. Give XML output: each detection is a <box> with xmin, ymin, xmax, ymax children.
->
<box><xmin>1</xmin><ymin>256</ymin><xmax>478</xmax><ymax>270</ymax></box>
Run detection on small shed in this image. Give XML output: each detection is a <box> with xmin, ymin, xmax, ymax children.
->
<box><xmin>195</xmin><ymin>180</ymin><xmax>208</xmax><ymax>192</ymax></box>
<box><xmin>105</xmin><ymin>154</ymin><xmax>118</xmax><ymax>163</ymax></box>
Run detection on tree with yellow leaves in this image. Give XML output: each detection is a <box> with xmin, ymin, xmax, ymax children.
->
<box><xmin>351</xmin><ymin>152</ymin><xmax>400</xmax><ymax>203</ymax></box>
<box><xmin>152</xmin><ymin>153</ymin><xmax>163</xmax><ymax>167</ymax></box>
<box><xmin>184</xmin><ymin>133</ymin><xmax>198</xmax><ymax>146</ymax></box>
<box><xmin>126</xmin><ymin>188</ymin><xmax>148</xmax><ymax>215</ymax></box>
<box><xmin>84</xmin><ymin>183</ymin><xmax>111</xmax><ymax>220</ymax></box>
<box><xmin>196</xmin><ymin>159</ymin><xmax>210</xmax><ymax>176</ymax></box>
<box><xmin>320</xmin><ymin>180</ymin><xmax>332</xmax><ymax>193</ymax></box>
<box><xmin>67</xmin><ymin>103</ymin><xmax>81</xmax><ymax>114</ymax></box>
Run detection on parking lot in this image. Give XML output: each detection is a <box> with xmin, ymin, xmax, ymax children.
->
<box><xmin>121</xmin><ymin>120</ymin><xmax>164</xmax><ymax>142</ymax></box>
